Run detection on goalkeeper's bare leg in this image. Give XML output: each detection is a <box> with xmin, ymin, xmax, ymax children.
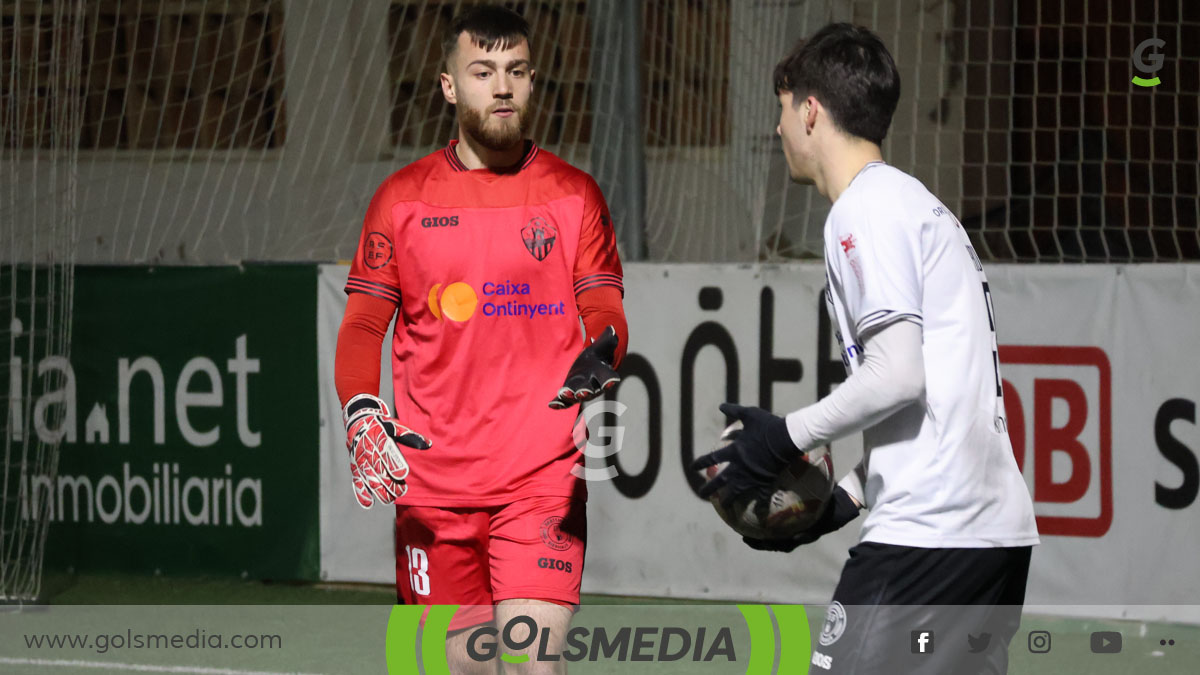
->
<box><xmin>445</xmin><ymin>626</ymin><xmax>498</xmax><ymax>675</ymax></box>
<box><xmin>495</xmin><ymin>599</ymin><xmax>572</xmax><ymax>675</ymax></box>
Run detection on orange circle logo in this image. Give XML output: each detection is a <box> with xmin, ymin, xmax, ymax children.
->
<box><xmin>427</xmin><ymin>282</ymin><xmax>478</xmax><ymax>322</ymax></box>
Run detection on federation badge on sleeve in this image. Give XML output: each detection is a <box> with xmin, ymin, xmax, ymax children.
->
<box><xmin>365</xmin><ymin>232</ymin><xmax>393</xmax><ymax>269</ymax></box>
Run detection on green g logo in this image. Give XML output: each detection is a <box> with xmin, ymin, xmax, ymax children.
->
<box><xmin>1132</xmin><ymin>38</ymin><xmax>1165</xmax><ymax>87</ymax></box>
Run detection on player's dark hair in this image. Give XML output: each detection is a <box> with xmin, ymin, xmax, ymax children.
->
<box><xmin>773</xmin><ymin>23</ymin><xmax>900</xmax><ymax>145</ymax></box>
<box><xmin>443</xmin><ymin>6</ymin><xmax>531</xmax><ymax>71</ymax></box>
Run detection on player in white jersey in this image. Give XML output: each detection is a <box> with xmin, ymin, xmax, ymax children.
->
<box><xmin>693</xmin><ymin>23</ymin><xmax>1038</xmax><ymax>674</ymax></box>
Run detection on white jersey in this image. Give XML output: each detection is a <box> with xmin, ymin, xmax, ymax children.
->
<box><xmin>824</xmin><ymin>162</ymin><xmax>1039</xmax><ymax>548</ymax></box>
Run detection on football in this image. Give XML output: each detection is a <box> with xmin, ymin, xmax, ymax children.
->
<box><xmin>699</xmin><ymin>420</ymin><xmax>835</xmax><ymax>539</ymax></box>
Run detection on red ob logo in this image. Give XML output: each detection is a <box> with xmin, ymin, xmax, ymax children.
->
<box><xmin>1000</xmin><ymin>346</ymin><xmax>1112</xmax><ymax>537</ymax></box>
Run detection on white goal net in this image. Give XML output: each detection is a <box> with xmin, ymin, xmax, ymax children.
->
<box><xmin>7</xmin><ymin>1</ymin><xmax>1195</xmax><ymax>267</ymax></box>
<box><xmin>2</xmin><ymin>0</ymin><xmax>84</xmax><ymax>602</ymax></box>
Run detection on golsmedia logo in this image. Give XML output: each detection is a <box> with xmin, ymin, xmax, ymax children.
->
<box><xmin>386</xmin><ymin>604</ymin><xmax>813</xmax><ymax>673</ymax></box>
<box><xmin>465</xmin><ymin>615</ymin><xmax>736</xmax><ymax>664</ymax></box>
<box><xmin>1131</xmin><ymin>38</ymin><xmax>1165</xmax><ymax>87</ymax></box>
<box><xmin>427</xmin><ymin>280</ymin><xmax>566</xmax><ymax>323</ymax></box>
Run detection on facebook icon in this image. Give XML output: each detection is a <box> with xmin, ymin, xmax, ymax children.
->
<box><xmin>911</xmin><ymin>630</ymin><xmax>935</xmax><ymax>654</ymax></box>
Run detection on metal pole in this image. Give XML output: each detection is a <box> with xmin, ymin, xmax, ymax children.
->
<box><xmin>589</xmin><ymin>0</ymin><xmax>646</xmax><ymax>261</ymax></box>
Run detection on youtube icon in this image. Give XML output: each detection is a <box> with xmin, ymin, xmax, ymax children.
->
<box><xmin>1090</xmin><ymin>632</ymin><xmax>1122</xmax><ymax>654</ymax></box>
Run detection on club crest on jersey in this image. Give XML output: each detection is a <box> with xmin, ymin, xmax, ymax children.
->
<box><xmin>540</xmin><ymin>516</ymin><xmax>573</xmax><ymax>551</ymax></box>
<box><xmin>819</xmin><ymin>601</ymin><xmax>847</xmax><ymax>646</ymax></box>
<box><xmin>521</xmin><ymin>217</ymin><xmax>558</xmax><ymax>261</ymax></box>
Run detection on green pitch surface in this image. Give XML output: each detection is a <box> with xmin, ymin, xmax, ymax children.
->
<box><xmin>0</xmin><ymin>573</ymin><xmax>1193</xmax><ymax>674</ymax></box>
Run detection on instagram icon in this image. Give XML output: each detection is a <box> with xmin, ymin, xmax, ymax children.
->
<box><xmin>1028</xmin><ymin>631</ymin><xmax>1051</xmax><ymax>654</ymax></box>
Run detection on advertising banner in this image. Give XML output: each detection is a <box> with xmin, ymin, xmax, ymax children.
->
<box><xmin>316</xmin><ymin>263</ymin><xmax>1200</xmax><ymax>622</ymax></box>
<box><xmin>22</xmin><ymin>266</ymin><xmax>321</xmax><ymax>579</ymax></box>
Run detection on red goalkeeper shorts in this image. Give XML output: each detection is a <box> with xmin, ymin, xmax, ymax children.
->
<box><xmin>394</xmin><ymin>495</ymin><xmax>586</xmax><ymax>631</ymax></box>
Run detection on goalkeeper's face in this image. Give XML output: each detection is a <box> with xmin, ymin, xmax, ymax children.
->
<box><xmin>444</xmin><ymin>33</ymin><xmax>535</xmax><ymax>152</ymax></box>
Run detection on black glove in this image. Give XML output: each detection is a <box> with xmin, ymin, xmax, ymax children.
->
<box><xmin>548</xmin><ymin>325</ymin><xmax>620</xmax><ymax>409</ymax></box>
<box><xmin>690</xmin><ymin>403</ymin><xmax>804</xmax><ymax>508</ymax></box>
<box><xmin>742</xmin><ymin>486</ymin><xmax>861</xmax><ymax>552</ymax></box>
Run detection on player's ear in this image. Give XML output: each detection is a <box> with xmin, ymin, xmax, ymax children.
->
<box><xmin>804</xmin><ymin>96</ymin><xmax>819</xmax><ymax>132</ymax></box>
<box><xmin>440</xmin><ymin>72</ymin><xmax>457</xmax><ymax>105</ymax></box>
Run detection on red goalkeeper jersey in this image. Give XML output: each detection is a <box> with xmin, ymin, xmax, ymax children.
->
<box><xmin>345</xmin><ymin>140</ymin><xmax>623</xmax><ymax>506</ymax></box>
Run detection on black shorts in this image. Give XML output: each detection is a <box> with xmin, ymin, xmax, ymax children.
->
<box><xmin>809</xmin><ymin>542</ymin><xmax>1033</xmax><ymax>675</ymax></box>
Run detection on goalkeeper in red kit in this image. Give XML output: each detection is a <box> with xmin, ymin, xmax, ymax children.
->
<box><xmin>333</xmin><ymin>6</ymin><xmax>626</xmax><ymax>673</ymax></box>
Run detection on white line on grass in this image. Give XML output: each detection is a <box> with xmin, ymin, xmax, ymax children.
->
<box><xmin>0</xmin><ymin>657</ymin><xmax>323</xmax><ymax>675</ymax></box>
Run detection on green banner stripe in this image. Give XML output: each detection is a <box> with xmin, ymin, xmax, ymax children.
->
<box><xmin>385</xmin><ymin>605</ymin><xmax>426</xmax><ymax>675</ymax></box>
<box><xmin>737</xmin><ymin>604</ymin><xmax>776</xmax><ymax>675</ymax></box>
<box><xmin>771</xmin><ymin>604</ymin><xmax>812</xmax><ymax>674</ymax></box>
<box><xmin>420</xmin><ymin>605</ymin><xmax>458</xmax><ymax>675</ymax></box>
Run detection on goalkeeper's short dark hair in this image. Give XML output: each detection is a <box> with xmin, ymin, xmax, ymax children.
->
<box><xmin>443</xmin><ymin>5</ymin><xmax>531</xmax><ymax>71</ymax></box>
<box><xmin>773</xmin><ymin>22</ymin><xmax>900</xmax><ymax>146</ymax></box>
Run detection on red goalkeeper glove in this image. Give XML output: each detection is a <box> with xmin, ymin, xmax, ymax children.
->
<box><xmin>343</xmin><ymin>394</ymin><xmax>431</xmax><ymax>508</ymax></box>
<box><xmin>548</xmin><ymin>325</ymin><xmax>620</xmax><ymax>409</ymax></box>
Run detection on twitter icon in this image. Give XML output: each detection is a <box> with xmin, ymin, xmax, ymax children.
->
<box><xmin>968</xmin><ymin>633</ymin><xmax>992</xmax><ymax>653</ymax></box>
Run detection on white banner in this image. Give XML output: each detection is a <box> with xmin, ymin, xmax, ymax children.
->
<box><xmin>318</xmin><ymin>263</ymin><xmax>1200</xmax><ymax>622</ymax></box>
<box><xmin>317</xmin><ymin>265</ymin><xmax>398</xmax><ymax>585</ymax></box>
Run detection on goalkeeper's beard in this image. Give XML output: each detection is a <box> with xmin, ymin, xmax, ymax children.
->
<box><xmin>458</xmin><ymin>100</ymin><xmax>532</xmax><ymax>152</ymax></box>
